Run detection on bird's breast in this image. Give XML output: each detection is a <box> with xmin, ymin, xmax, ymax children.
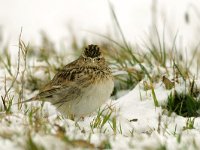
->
<box><xmin>72</xmin><ymin>77</ymin><xmax>114</xmax><ymax>116</ymax></box>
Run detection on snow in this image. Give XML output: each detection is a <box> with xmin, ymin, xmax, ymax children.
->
<box><xmin>0</xmin><ymin>66</ymin><xmax>200</xmax><ymax>149</ymax></box>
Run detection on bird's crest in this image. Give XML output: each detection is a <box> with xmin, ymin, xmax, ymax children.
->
<box><xmin>83</xmin><ymin>44</ymin><xmax>101</xmax><ymax>58</ymax></box>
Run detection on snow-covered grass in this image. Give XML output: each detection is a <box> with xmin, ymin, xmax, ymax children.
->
<box><xmin>0</xmin><ymin>33</ymin><xmax>199</xmax><ymax>150</ymax></box>
<box><xmin>0</xmin><ymin>6</ymin><xmax>200</xmax><ymax>150</ymax></box>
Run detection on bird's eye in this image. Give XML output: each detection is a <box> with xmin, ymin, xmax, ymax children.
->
<box><xmin>84</xmin><ymin>58</ymin><xmax>87</xmax><ymax>61</ymax></box>
<box><xmin>97</xmin><ymin>58</ymin><xmax>101</xmax><ymax>61</ymax></box>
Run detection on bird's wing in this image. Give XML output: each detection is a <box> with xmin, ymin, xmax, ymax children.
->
<box><xmin>23</xmin><ymin>59</ymin><xmax>91</xmax><ymax>104</ymax></box>
<box><xmin>36</xmin><ymin>82</ymin><xmax>82</xmax><ymax>105</ymax></box>
<box><xmin>47</xmin><ymin>59</ymin><xmax>82</xmax><ymax>86</ymax></box>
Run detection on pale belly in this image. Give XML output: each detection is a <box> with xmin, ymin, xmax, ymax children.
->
<box><xmin>57</xmin><ymin>78</ymin><xmax>114</xmax><ymax>117</ymax></box>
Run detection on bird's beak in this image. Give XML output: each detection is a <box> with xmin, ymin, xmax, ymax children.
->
<box><xmin>89</xmin><ymin>58</ymin><xmax>95</xmax><ymax>63</ymax></box>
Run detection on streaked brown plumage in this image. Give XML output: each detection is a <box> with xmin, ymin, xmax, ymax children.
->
<box><xmin>25</xmin><ymin>45</ymin><xmax>114</xmax><ymax>118</ymax></box>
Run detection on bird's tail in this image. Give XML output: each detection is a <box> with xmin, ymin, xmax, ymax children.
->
<box><xmin>14</xmin><ymin>96</ymin><xmax>38</xmax><ymax>105</ymax></box>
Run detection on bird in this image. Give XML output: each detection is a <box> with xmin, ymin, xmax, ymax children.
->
<box><xmin>23</xmin><ymin>44</ymin><xmax>114</xmax><ymax>119</ymax></box>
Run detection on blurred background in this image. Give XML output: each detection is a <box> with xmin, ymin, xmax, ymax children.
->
<box><xmin>0</xmin><ymin>0</ymin><xmax>200</xmax><ymax>53</ymax></box>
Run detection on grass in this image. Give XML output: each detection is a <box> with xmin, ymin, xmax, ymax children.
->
<box><xmin>183</xmin><ymin>118</ymin><xmax>195</xmax><ymax>130</ymax></box>
<box><xmin>166</xmin><ymin>91</ymin><xmax>200</xmax><ymax>117</ymax></box>
<box><xmin>164</xmin><ymin>74</ymin><xmax>200</xmax><ymax>118</ymax></box>
<box><xmin>90</xmin><ymin>105</ymin><xmax>118</xmax><ymax>134</ymax></box>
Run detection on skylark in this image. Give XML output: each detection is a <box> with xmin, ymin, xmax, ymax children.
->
<box><xmin>25</xmin><ymin>45</ymin><xmax>114</xmax><ymax>118</ymax></box>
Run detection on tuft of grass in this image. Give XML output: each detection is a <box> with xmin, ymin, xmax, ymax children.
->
<box><xmin>90</xmin><ymin>106</ymin><xmax>119</xmax><ymax>134</ymax></box>
<box><xmin>144</xmin><ymin>27</ymin><xmax>167</xmax><ymax>67</ymax></box>
<box><xmin>183</xmin><ymin>117</ymin><xmax>195</xmax><ymax>130</ymax></box>
<box><xmin>1</xmin><ymin>92</ymin><xmax>14</xmax><ymax>114</ymax></box>
<box><xmin>90</xmin><ymin>107</ymin><xmax>112</xmax><ymax>131</ymax></box>
<box><xmin>18</xmin><ymin>31</ymin><xmax>30</xmax><ymax>106</ymax></box>
<box><xmin>166</xmin><ymin>91</ymin><xmax>200</xmax><ymax>117</ymax></box>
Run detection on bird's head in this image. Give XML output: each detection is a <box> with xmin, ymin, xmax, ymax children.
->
<box><xmin>81</xmin><ymin>44</ymin><xmax>106</xmax><ymax>66</ymax></box>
